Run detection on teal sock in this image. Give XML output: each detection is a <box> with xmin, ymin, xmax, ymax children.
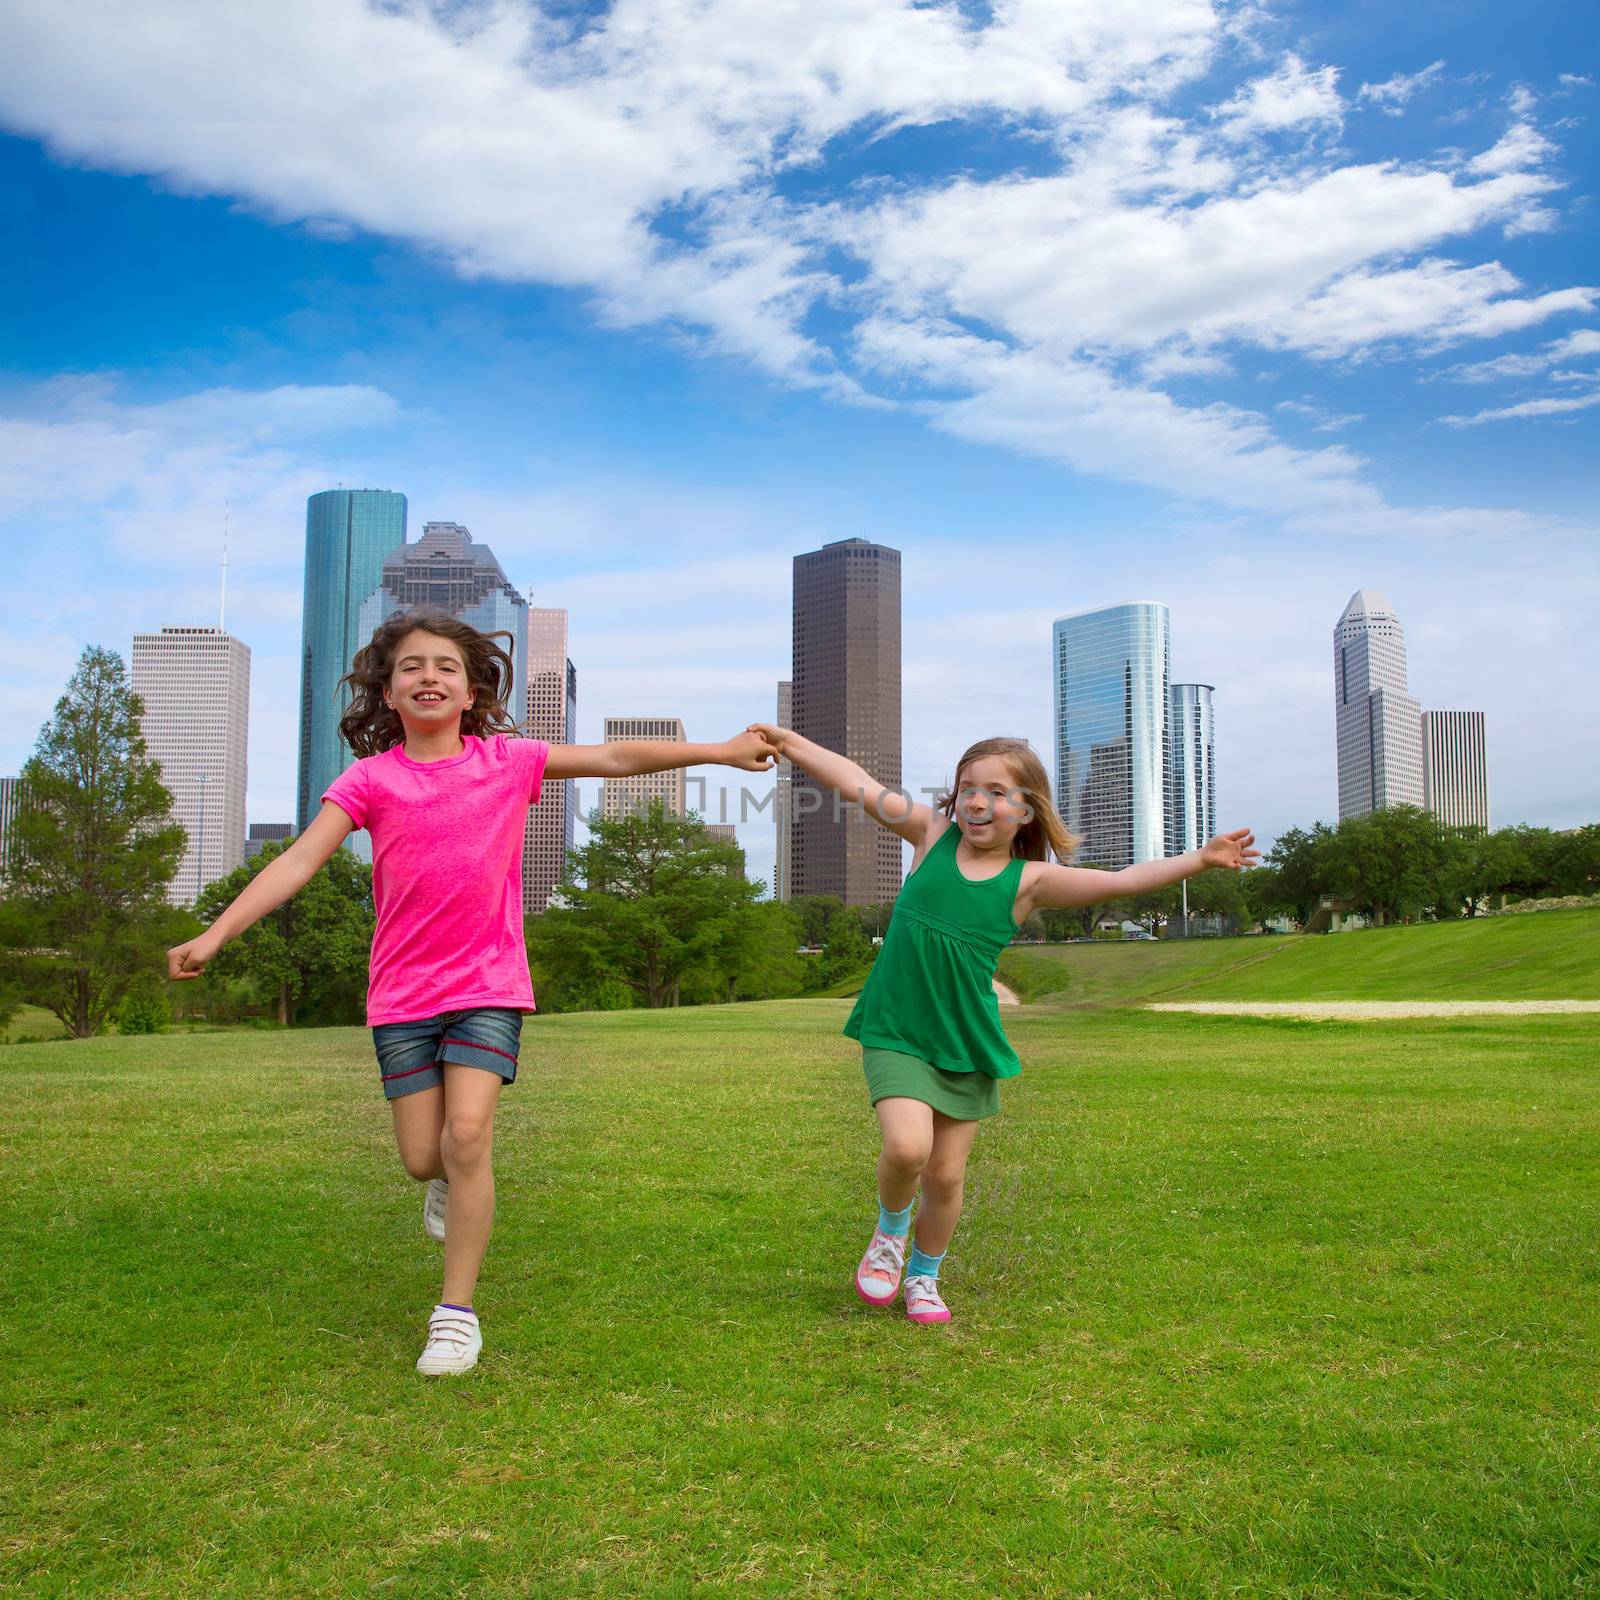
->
<box><xmin>877</xmin><ymin>1198</ymin><xmax>913</xmax><ymax>1237</ymax></box>
<box><xmin>907</xmin><ymin>1244</ymin><xmax>945</xmax><ymax>1280</ymax></box>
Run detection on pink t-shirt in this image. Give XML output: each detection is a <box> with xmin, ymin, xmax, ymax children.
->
<box><xmin>323</xmin><ymin>734</ymin><xmax>550</xmax><ymax>1026</ymax></box>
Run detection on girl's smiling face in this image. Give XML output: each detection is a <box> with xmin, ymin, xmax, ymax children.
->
<box><xmin>953</xmin><ymin>754</ymin><xmax>1030</xmax><ymax>851</ymax></box>
<box><xmin>384</xmin><ymin>630</ymin><xmax>475</xmax><ymax>730</ymax></box>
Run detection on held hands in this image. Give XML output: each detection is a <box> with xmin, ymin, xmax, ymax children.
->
<box><xmin>1199</xmin><ymin>828</ymin><xmax>1259</xmax><ymax>872</ymax></box>
<box><xmin>720</xmin><ymin>728</ymin><xmax>781</xmax><ymax>771</ymax></box>
<box><xmin>745</xmin><ymin>722</ymin><xmax>789</xmax><ymax>754</ymax></box>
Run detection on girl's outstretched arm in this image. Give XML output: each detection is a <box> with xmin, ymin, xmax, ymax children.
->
<box><xmin>1026</xmin><ymin>828</ymin><xmax>1259</xmax><ymax>912</ymax></box>
<box><xmin>748</xmin><ymin>723</ymin><xmax>936</xmax><ymax>846</ymax></box>
<box><xmin>544</xmin><ymin>729</ymin><xmax>777</xmax><ymax>781</ymax></box>
<box><xmin>166</xmin><ymin>801</ymin><xmax>357</xmax><ymax>979</ymax></box>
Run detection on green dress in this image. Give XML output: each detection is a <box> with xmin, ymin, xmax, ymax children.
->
<box><xmin>844</xmin><ymin>825</ymin><xmax>1024</xmax><ymax>1120</ymax></box>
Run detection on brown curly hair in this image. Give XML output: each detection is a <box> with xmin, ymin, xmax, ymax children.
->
<box><xmin>338</xmin><ymin>608</ymin><xmax>521</xmax><ymax>757</ymax></box>
<box><xmin>937</xmin><ymin>737</ymin><xmax>1080</xmax><ymax>862</ymax></box>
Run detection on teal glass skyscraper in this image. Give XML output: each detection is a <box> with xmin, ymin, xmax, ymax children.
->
<box><xmin>296</xmin><ymin>489</ymin><xmax>408</xmax><ymax>831</ymax></box>
<box><xmin>1053</xmin><ymin>602</ymin><xmax>1172</xmax><ymax>869</ymax></box>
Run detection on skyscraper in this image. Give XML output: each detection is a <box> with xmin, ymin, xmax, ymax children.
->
<box><xmin>1167</xmin><ymin>682</ymin><xmax>1216</xmax><ymax>854</ymax></box>
<box><xmin>1334</xmin><ymin>590</ymin><xmax>1423</xmax><ymax>820</ymax></box>
<box><xmin>602</xmin><ymin>718</ymin><xmax>686</xmax><ymax>819</ymax></box>
<box><xmin>132</xmin><ymin>626</ymin><xmax>251</xmax><ymax>904</ymax></box>
<box><xmin>524</xmin><ymin>607</ymin><xmax>578</xmax><ymax>914</ymax></box>
<box><xmin>774</xmin><ymin>680</ymin><xmax>793</xmax><ymax>902</ymax></box>
<box><xmin>1053</xmin><ymin>603</ymin><xmax>1171</xmax><ymax>869</ymax></box>
<box><xmin>791</xmin><ymin>539</ymin><xmax>902</xmax><ymax>906</ymax></box>
<box><xmin>297</xmin><ymin>488</ymin><xmax>407</xmax><ymax>832</ymax></box>
<box><xmin>357</xmin><ymin>522</ymin><xmax>529</xmax><ymax>726</ymax></box>
<box><xmin>0</xmin><ymin>776</ymin><xmax>21</xmax><ymax>882</ymax></box>
<box><xmin>245</xmin><ymin>822</ymin><xmax>292</xmax><ymax>861</ymax></box>
<box><xmin>1422</xmin><ymin>710</ymin><xmax>1490</xmax><ymax>830</ymax></box>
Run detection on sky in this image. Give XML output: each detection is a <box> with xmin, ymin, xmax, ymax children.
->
<box><xmin>2</xmin><ymin>0</ymin><xmax>1596</xmax><ymax>896</ymax></box>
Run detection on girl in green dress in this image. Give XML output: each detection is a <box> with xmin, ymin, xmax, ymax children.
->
<box><xmin>750</xmin><ymin>726</ymin><xmax>1257</xmax><ymax>1324</ymax></box>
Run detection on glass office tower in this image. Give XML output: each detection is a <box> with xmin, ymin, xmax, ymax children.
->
<box><xmin>1166</xmin><ymin>682</ymin><xmax>1216</xmax><ymax>855</ymax></box>
<box><xmin>296</xmin><ymin>489</ymin><xmax>408</xmax><ymax>832</ymax></box>
<box><xmin>1053</xmin><ymin>603</ymin><xmax>1171</xmax><ymax>868</ymax></box>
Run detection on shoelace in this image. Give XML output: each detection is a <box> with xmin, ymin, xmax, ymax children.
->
<box><xmin>905</xmin><ymin>1277</ymin><xmax>944</xmax><ymax>1311</ymax></box>
<box><xmin>864</xmin><ymin>1232</ymin><xmax>904</xmax><ymax>1275</ymax></box>
<box><xmin>426</xmin><ymin>1315</ymin><xmax>476</xmax><ymax>1350</ymax></box>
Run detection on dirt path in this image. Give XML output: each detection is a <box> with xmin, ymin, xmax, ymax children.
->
<box><xmin>1145</xmin><ymin>1000</ymin><xmax>1600</xmax><ymax>1020</ymax></box>
<box><xmin>992</xmin><ymin>979</ymin><xmax>1021</xmax><ymax>1007</ymax></box>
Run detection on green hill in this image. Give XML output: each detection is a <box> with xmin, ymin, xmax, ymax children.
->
<box><xmin>996</xmin><ymin>907</ymin><xmax>1600</xmax><ymax>1007</ymax></box>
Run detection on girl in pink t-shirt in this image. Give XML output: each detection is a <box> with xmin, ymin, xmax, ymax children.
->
<box><xmin>170</xmin><ymin>608</ymin><xmax>776</xmax><ymax>1376</ymax></box>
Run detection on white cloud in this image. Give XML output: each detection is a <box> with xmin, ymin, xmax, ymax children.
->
<box><xmin>1442</xmin><ymin>329</ymin><xmax>1600</xmax><ymax>382</ymax></box>
<box><xmin>1440</xmin><ymin>389</ymin><xmax>1600</xmax><ymax>427</ymax></box>
<box><xmin>0</xmin><ymin>1</ymin><xmax>1591</xmax><ymax>540</ymax></box>
<box><xmin>1216</xmin><ymin>53</ymin><xmax>1343</xmax><ymax>138</ymax></box>
<box><xmin>1357</xmin><ymin>61</ymin><xmax>1445</xmax><ymax>115</ymax></box>
<box><xmin>1275</xmin><ymin>399</ymin><xmax>1365</xmax><ymax>432</ymax></box>
<box><xmin>1470</xmin><ymin>120</ymin><xmax>1557</xmax><ymax>176</ymax></box>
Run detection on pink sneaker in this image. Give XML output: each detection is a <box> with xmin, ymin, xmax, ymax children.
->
<box><xmin>904</xmin><ymin>1275</ymin><xmax>951</xmax><ymax>1325</ymax></box>
<box><xmin>855</xmin><ymin>1227</ymin><xmax>907</xmax><ymax>1307</ymax></box>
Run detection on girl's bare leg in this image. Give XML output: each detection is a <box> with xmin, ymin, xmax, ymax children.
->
<box><xmin>913</xmin><ymin>1112</ymin><xmax>980</xmax><ymax>1257</ymax></box>
<box><xmin>438</xmin><ymin>1064</ymin><xmax>503</xmax><ymax>1307</ymax></box>
<box><xmin>873</xmin><ymin>1096</ymin><xmax>935</xmax><ymax>1212</ymax></box>
<box><xmin>390</xmin><ymin>1085</ymin><xmax>445</xmax><ymax>1181</ymax></box>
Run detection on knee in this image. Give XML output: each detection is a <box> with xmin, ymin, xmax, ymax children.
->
<box><xmin>881</xmin><ymin>1132</ymin><xmax>933</xmax><ymax>1176</ymax></box>
<box><xmin>441</xmin><ymin>1111</ymin><xmax>493</xmax><ymax>1171</ymax></box>
<box><xmin>399</xmin><ymin>1146</ymin><xmax>439</xmax><ymax>1182</ymax></box>
<box><xmin>921</xmin><ymin>1158</ymin><xmax>967</xmax><ymax>1201</ymax></box>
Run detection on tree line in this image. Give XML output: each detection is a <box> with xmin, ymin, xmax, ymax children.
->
<box><xmin>2</xmin><ymin>646</ymin><xmax>1595</xmax><ymax>1034</ymax></box>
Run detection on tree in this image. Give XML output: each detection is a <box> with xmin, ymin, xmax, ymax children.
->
<box><xmin>195</xmin><ymin>840</ymin><xmax>374</xmax><ymax>1025</ymax></box>
<box><xmin>1327</xmin><ymin>805</ymin><xmax>1449</xmax><ymax>926</ymax></box>
<box><xmin>815</xmin><ymin>905</ymin><xmax>876</xmax><ymax>987</ymax></box>
<box><xmin>1038</xmin><ymin>906</ymin><xmax>1091</xmax><ymax>940</ymax></box>
<box><xmin>1548</xmin><ymin>824</ymin><xmax>1600</xmax><ymax>898</ymax></box>
<box><xmin>528</xmin><ymin>805</ymin><xmax>761</xmax><ymax>1009</ymax></box>
<box><xmin>0</xmin><ymin>647</ymin><xmax>187</xmax><ymax>1037</ymax></box>
<box><xmin>1239</xmin><ymin>866</ymin><xmax>1291</xmax><ymax>931</ymax></box>
<box><xmin>789</xmin><ymin>895</ymin><xmax>845</xmax><ymax>948</ymax></box>
<box><xmin>1266</xmin><ymin>823</ymin><xmax>1339</xmax><ymax>927</ymax></box>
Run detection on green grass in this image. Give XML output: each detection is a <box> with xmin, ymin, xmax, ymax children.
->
<box><xmin>5</xmin><ymin>1003</ymin><xmax>1600</xmax><ymax>1597</ymax></box>
<box><xmin>4</xmin><ymin>1002</ymin><xmax>67</xmax><ymax>1043</ymax></box>
<box><xmin>998</xmin><ymin>907</ymin><xmax>1600</xmax><ymax>1008</ymax></box>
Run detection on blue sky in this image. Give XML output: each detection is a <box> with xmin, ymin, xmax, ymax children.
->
<box><xmin>3</xmin><ymin>0</ymin><xmax>1596</xmax><ymax>895</ymax></box>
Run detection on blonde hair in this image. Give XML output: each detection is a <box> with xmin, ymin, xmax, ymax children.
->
<box><xmin>937</xmin><ymin>737</ymin><xmax>1079</xmax><ymax>862</ymax></box>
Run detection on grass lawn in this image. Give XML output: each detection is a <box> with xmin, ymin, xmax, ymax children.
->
<box><xmin>997</xmin><ymin>907</ymin><xmax>1600</xmax><ymax>1008</ymax></box>
<box><xmin>5</xmin><ymin>1001</ymin><xmax>1599</xmax><ymax>1597</ymax></box>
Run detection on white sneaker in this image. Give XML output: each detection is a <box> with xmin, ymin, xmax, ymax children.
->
<box><xmin>423</xmin><ymin>1178</ymin><xmax>449</xmax><ymax>1243</ymax></box>
<box><xmin>416</xmin><ymin>1306</ymin><xmax>481</xmax><ymax>1375</ymax></box>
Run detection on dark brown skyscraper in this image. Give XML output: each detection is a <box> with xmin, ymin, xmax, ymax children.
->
<box><xmin>791</xmin><ymin>538</ymin><xmax>903</xmax><ymax>906</ymax></box>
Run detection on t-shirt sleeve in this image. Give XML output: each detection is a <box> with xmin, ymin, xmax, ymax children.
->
<box><xmin>322</xmin><ymin>760</ymin><xmax>371</xmax><ymax>830</ymax></box>
<box><xmin>520</xmin><ymin>739</ymin><xmax>550</xmax><ymax>804</ymax></box>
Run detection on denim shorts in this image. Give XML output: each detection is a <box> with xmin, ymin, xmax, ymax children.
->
<box><xmin>371</xmin><ymin>1007</ymin><xmax>523</xmax><ymax>1100</ymax></box>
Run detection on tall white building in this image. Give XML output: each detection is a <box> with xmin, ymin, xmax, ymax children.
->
<box><xmin>1054</xmin><ymin>603</ymin><xmax>1172</xmax><ymax>868</ymax></box>
<box><xmin>524</xmin><ymin>607</ymin><xmax>577</xmax><ymax>914</ymax></box>
<box><xmin>602</xmin><ymin>718</ymin><xmax>685</xmax><ymax>820</ymax></box>
<box><xmin>1422</xmin><ymin>711</ymin><xmax>1489</xmax><ymax>830</ymax></box>
<box><xmin>132</xmin><ymin>627</ymin><xmax>251</xmax><ymax>904</ymax></box>
<box><xmin>1167</xmin><ymin>682</ymin><xmax>1216</xmax><ymax>854</ymax></box>
<box><xmin>774</xmin><ymin>680</ymin><xmax>792</xmax><ymax>901</ymax></box>
<box><xmin>1334</xmin><ymin>590</ymin><xmax>1423</xmax><ymax>820</ymax></box>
